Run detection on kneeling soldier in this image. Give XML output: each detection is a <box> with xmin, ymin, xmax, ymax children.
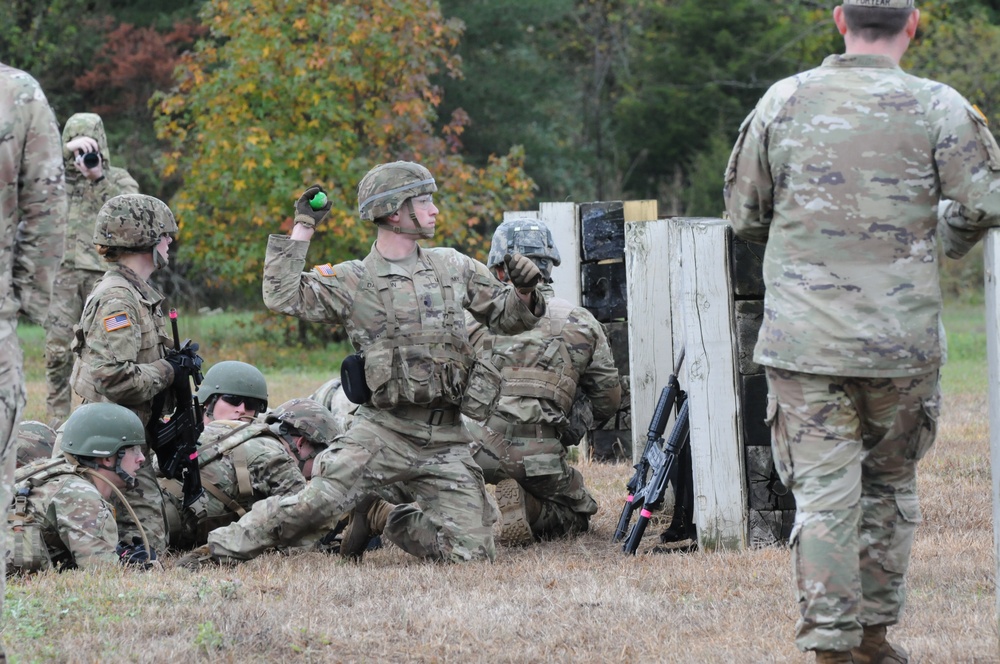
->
<box><xmin>7</xmin><ymin>403</ymin><xmax>154</xmax><ymax>573</ymax></box>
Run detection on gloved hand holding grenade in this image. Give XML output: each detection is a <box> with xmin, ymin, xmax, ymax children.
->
<box><xmin>295</xmin><ymin>185</ymin><xmax>332</xmax><ymax>229</ymax></box>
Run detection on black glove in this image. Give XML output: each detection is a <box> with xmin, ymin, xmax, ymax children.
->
<box><xmin>117</xmin><ymin>536</ymin><xmax>157</xmax><ymax>569</ymax></box>
<box><xmin>504</xmin><ymin>253</ymin><xmax>542</xmax><ymax>294</ymax></box>
<box><xmin>294</xmin><ymin>184</ymin><xmax>332</xmax><ymax>229</ymax></box>
<box><xmin>165</xmin><ymin>341</ymin><xmax>202</xmax><ymax>388</ymax></box>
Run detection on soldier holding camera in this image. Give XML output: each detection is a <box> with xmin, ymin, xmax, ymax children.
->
<box><xmin>44</xmin><ymin>112</ymin><xmax>139</xmax><ymax>428</ymax></box>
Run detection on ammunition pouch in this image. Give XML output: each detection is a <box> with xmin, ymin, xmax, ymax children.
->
<box><xmin>460</xmin><ymin>352</ymin><xmax>502</xmax><ymax>422</ymax></box>
<box><xmin>341</xmin><ymin>353</ymin><xmax>372</xmax><ymax>405</ymax></box>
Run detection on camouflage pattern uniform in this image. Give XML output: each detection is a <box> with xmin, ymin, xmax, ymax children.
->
<box><xmin>724</xmin><ymin>46</ymin><xmax>1000</xmax><ymax>652</ymax></box>
<box><xmin>309</xmin><ymin>377</ymin><xmax>357</xmax><ymax>434</ymax></box>
<box><xmin>160</xmin><ymin>420</ymin><xmax>306</xmax><ymax>550</ymax></box>
<box><xmin>207</xmin><ymin>237</ymin><xmax>543</xmax><ymax>564</ymax></box>
<box><xmin>44</xmin><ymin>113</ymin><xmax>139</xmax><ymax>425</ymax></box>
<box><xmin>15</xmin><ymin>421</ymin><xmax>57</xmax><ymax>468</ymax></box>
<box><xmin>0</xmin><ymin>61</ymin><xmax>66</xmax><ymax>608</ymax></box>
<box><xmin>69</xmin><ymin>196</ymin><xmax>178</xmax><ymax>553</ymax></box>
<box><xmin>468</xmin><ymin>281</ymin><xmax>621</xmax><ymax>539</ymax></box>
<box><xmin>7</xmin><ymin>459</ymin><xmax>120</xmax><ymax>572</ymax></box>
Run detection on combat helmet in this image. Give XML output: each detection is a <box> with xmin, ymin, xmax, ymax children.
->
<box><xmin>61</xmin><ymin>403</ymin><xmax>146</xmax><ymax>488</ymax></box>
<box><xmin>357</xmin><ymin>161</ymin><xmax>437</xmax><ymax>221</ymax></box>
<box><xmin>266</xmin><ymin>398</ymin><xmax>343</xmax><ymax>446</ymax></box>
<box><xmin>15</xmin><ymin>420</ymin><xmax>57</xmax><ymax>467</ymax></box>
<box><xmin>487</xmin><ymin>218</ymin><xmax>562</xmax><ymax>281</ymax></box>
<box><xmin>196</xmin><ymin>361</ymin><xmax>269</xmax><ymax>410</ymax></box>
<box><xmin>93</xmin><ymin>194</ymin><xmax>178</xmax><ymax>250</ymax></box>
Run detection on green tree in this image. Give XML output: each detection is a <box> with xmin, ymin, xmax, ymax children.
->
<box><xmin>155</xmin><ymin>0</ymin><xmax>535</xmax><ymax>292</ymax></box>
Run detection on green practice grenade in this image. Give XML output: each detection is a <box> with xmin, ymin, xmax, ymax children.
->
<box><xmin>309</xmin><ymin>191</ymin><xmax>328</xmax><ymax>210</ymax></box>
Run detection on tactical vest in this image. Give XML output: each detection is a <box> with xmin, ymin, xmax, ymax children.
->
<box><xmin>497</xmin><ymin>298</ymin><xmax>579</xmax><ymax>413</ymax></box>
<box><xmin>358</xmin><ymin>251</ymin><xmax>473</xmax><ymax>410</ymax></box>
<box><xmin>160</xmin><ymin>421</ymin><xmax>271</xmax><ymax>535</ymax></box>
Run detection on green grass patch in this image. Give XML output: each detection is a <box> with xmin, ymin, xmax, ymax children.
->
<box><xmin>941</xmin><ymin>299</ymin><xmax>988</xmax><ymax>396</ymax></box>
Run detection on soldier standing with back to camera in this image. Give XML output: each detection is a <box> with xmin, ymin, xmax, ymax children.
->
<box><xmin>70</xmin><ymin>193</ymin><xmax>196</xmax><ymax>554</ymax></box>
<box><xmin>44</xmin><ymin>113</ymin><xmax>140</xmax><ymax>428</ymax></box>
<box><xmin>724</xmin><ymin>1</ymin><xmax>1000</xmax><ymax>662</ymax></box>
<box><xmin>190</xmin><ymin>161</ymin><xmax>546</xmax><ymax>566</ymax></box>
<box><xmin>465</xmin><ymin>218</ymin><xmax>621</xmax><ymax>546</ymax></box>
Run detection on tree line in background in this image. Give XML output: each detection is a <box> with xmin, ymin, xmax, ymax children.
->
<box><xmin>3</xmin><ymin>0</ymin><xmax>998</xmax><ymax>306</ymax></box>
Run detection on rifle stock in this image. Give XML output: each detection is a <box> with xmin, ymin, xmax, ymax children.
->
<box><xmin>612</xmin><ymin>348</ymin><xmax>686</xmax><ymax>543</ymax></box>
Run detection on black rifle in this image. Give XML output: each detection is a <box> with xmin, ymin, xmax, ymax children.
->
<box><xmin>622</xmin><ymin>398</ymin><xmax>690</xmax><ymax>554</ymax></box>
<box><xmin>149</xmin><ymin>309</ymin><xmax>205</xmax><ymax>509</ymax></box>
<box><xmin>612</xmin><ymin>348</ymin><xmax>687</xmax><ymax>548</ymax></box>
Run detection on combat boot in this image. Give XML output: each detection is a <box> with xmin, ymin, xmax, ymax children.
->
<box><xmin>851</xmin><ymin>625</ymin><xmax>908</xmax><ymax>664</ymax></box>
<box><xmin>814</xmin><ymin>651</ymin><xmax>853</xmax><ymax>664</ymax></box>
<box><xmin>341</xmin><ymin>495</ymin><xmax>393</xmax><ymax>560</ymax></box>
<box><xmin>495</xmin><ymin>479</ymin><xmax>540</xmax><ymax>546</ymax></box>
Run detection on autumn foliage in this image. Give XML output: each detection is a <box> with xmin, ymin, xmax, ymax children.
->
<box><xmin>154</xmin><ymin>0</ymin><xmax>536</xmax><ymax>289</ymax></box>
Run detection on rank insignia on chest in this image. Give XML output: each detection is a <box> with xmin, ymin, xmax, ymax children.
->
<box><xmin>315</xmin><ymin>263</ymin><xmax>336</xmax><ymax>277</ymax></box>
<box><xmin>103</xmin><ymin>312</ymin><xmax>132</xmax><ymax>332</ymax></box>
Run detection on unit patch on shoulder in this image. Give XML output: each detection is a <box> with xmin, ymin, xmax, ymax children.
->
<box><xmin>103</xmin><ymin>312</ymin><xmax>132</xmax><ymax>332</ymax></box>
<box><xmin>315</xmin><ymin>263</ymin><xmax>336</xmax><ymax>277</ymax></box>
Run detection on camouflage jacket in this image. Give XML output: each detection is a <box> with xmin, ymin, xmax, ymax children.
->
<box><xmin>0</xmin><ymin>63</ymin><xmax>67</xmax><ymax>336</ymax></box>
<box><xmin>60</xmin><ymin>113</ymin><xmax>140</xmax><ymax>273</ymax></box>
<box><xmin>8</xmin><ymin>459</ymin><xmax>119</xmax><ymax>572</ymax></box>
<box><xmin>724</xmin><ymin>54</ymin><xmax>1000</xmax><ymax>377</ymax></box>
<box><xmin>70</xmin><ymin>263</ymin><xmax>173</xmax><ymax>425</ymax></box>
<box><xmin>161</xmin><ymin>420</ymin><xmax>306</xmax><ymax>546</ymax></box>
<box><xmin>263</xmin><ymin>237</ymin><xmax>544</xmax><ymax>410</ymax></box>
<box><xmin>466</xmin><ymin>284</ymin><xmax>621</xmax><ymax>431</ymax></box>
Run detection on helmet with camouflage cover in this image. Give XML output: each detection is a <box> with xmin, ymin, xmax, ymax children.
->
<box><xmin>487</xmin><ymin>218</ymin><xmax>561</xmax><ymax>282</ymax></box>
<box><xmin>196</xmin><ymin>361</ymin><xmax>269</xmax><ymax>408</ymax></box>
<box><xmin>15</xmin><ymin>420</ymin><xmax>57</xmax><ymax>467</ymax></box>
<box><xmin>357</xmin><ymin>161</ymin><xmax>437</xmax><ymax>221</ymax></box>
<box><xmin>93</xmin><ymin>193</ymin><xmax>178</xmax><ymax>250</ymax></box>
<box><xmin>266</xmin><ymin>398</ymin><xmax>343</xmax><ymax>446</ymax></box>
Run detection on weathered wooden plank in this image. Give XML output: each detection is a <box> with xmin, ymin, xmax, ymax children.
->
<box><xmin>741</xmin><ymin>374</ymin><xmax>770</xmax><ymax>447</ymax></box>
<box><xmin>729</xmin><ymin>232</ymin><xmax>766</xmax><ymax>300</ymax></box>
<box><xmin>745</xmin><ymin>445</ymin><xmax>794</xmax><ymax>511</ymax></box>
<box><xmin>983</xmin><ymin>229</ymin><xmax>1000</xmax><ymax>626</ymax></box>
<box><xmin>539</xmin><ymin>202</ymin><xmax>580</xmax><ymax>306</ymax></box>
<box><xmin>580</xmin><ymin>201</ymin><xmax>625</xmax><ymax>262</ymax></box>
<box><xmin>625</xmin><ymin>218</ymin><xmax>678</xmax><ymax>466</ymax></box>
<box><xmin>678</xmin><ymin>218</ymin><xmax>747</xmax><ymax>551</ymax></box>
<box><xmin>734</xmin><ymin>299</ymin><xmax>763</xmax><ymax>376</ymax></box>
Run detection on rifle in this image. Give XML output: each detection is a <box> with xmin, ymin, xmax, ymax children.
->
<box><xmin>622</xmin><ymin>398</ymin><xmax>690</xmax><ymax>554</ymax></box>
<box><xmin>612</xmin><ymin>347</ymin><xmax>686</xmax><ymax>547</ymax></box>
<box><xmin>149</xmin><ymin>309</ymin><xmax>205</xmax><ymax>509</ymax></box>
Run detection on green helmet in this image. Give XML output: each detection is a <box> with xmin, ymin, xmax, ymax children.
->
<box><xmin>266</xmin><ymin>398</ymin><xmax>343</xmax><ymax>446</ymax></box>
<box><xmin>357</xmin><ymin>161</ymin><xmax>437</xmax><ymax>221</ymax></box>
<box><xmin>196</xmin><ymin>361</ymin><xmax>269</xmax><ymax>408</ymax></box>
<box><xmin>61</xmin><ymin>403</ymin><xmax>146</xmax><ymax>458</ymax></box>
<box><xmin>93</xmin><ymin>194</ymin><xmax>178</xmax><ymax>250</ymax></box>
<box><xmin>486</xmin><ymin>218</ymin><xmax>561</xmax><ymax>281</ymax></box>
<box><xmin>15</xmin><ymin>420</ymin><xmax>57</xmax><ymax>467</ymax></box>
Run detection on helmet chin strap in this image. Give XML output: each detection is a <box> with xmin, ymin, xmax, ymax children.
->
<box><xmin>378</xmin><ymin>199</ymin><xmax>434</xmax><ymax>239</ymax></box>
<box><xmin>114</xmin><ymin>448</ymin><xmax>138</xmax><ymax>490</ymax></box>
<box><xmin>152</xmin><ymin>244</ymin><xmax>169</xmax><ymax>270</ymax></box>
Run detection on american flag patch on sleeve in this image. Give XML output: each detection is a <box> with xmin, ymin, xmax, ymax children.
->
<box><xmin>315</xmin><ymin>263</ymin><xmax>336</xmax><ymax>277</ymax></box>
<box><xmin>103</xmin><ymin>312</ymin><xmax>132</xmax><ymax>332</ymax></box>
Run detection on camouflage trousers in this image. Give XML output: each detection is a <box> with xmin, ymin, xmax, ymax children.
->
<box><xmin>112</xmin><ymin>450</ymin><xmax>168</xmax><ymax>553</ymax></box>
<box><xmin>765</xmin><ymin>367</ymin><xmax>940</xmax><ymax>653</ymax></box>
<box><xmin>209</xmin><ymin>406</ymin><xmax>497</xmax><ymax>563</ymax></box>
<box><xmin>44</xmin><ymin>268</ymin><xmax>102</xmax><ymax>425</ymax></box>
<box><xmin>469</xmin><ymin>420</ymin><xmax>597</xmax><ymax>539</ymax></box>
<box><xmin>0</xmin><ymin>334</ymin><xmax>27</xmax><ymax>616</ymax></box>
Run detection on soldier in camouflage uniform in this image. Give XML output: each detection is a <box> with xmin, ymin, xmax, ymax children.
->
<box><xmin>160</xmin><ymin>362</ymin><xmax>307</xmax><ymax>550</ymax></box>
<box><xmin>70</xmin><ymin>193</ymin><xmax>188</xmax><ymax>554</ymax></box>
<box><xmin>198</xmin><ymin>161</ymin><xmax>546</xmax><ymax>566</ymax></box>
<box><xmin>8</xmin><ymin>403</ymin><xmax>151</xmax><ymax>574</ymax></box>
<box><xmin>724</xmin><ymin>2</ymin><xmax>1000</xmax><ymax>662</ymax></box>
<box><xmin>15</xmin><ymin>421</ymin><xmax>57</xmax><ymax>468</ymax></box>
<box><xmin>44</xmin><ymin>113</ymin><xmax>140</xmax><ymax>428</ymax></box>
<box><xmin>466</xmin><ymin>219</ymin><xmax>621</xmax><ymax>545</ymax></box>
<box><xmin>0</xmin><ymin>62</ymin><xmax>67</xmax><ymax>650</ymax></box>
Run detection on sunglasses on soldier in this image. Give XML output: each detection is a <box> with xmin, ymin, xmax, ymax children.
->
<box><xmin>218</xmin><ymin>394</ymin><xmax>266</xmax><ymax>413</ymax></box>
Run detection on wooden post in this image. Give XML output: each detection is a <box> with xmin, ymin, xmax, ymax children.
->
<box><xmin>984</xmin><ymin>228</ymin><xmax>1000</xmax><ymax>630</ymax></box>
<box><xmin>540</xmin><ymin>202</ymin><xmax>580</xmax><ymax>306</ymax></box>
<box><xmin>677</xmin><ymin>218</ymin><xmax>748</xmax><ymax>551</ymax></box>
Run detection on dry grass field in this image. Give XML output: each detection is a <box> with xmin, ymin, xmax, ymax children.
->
<box><xmin>4</xmin><ymin>306</ymin><xmax>999</xmax><ymax>663</ymax></box>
